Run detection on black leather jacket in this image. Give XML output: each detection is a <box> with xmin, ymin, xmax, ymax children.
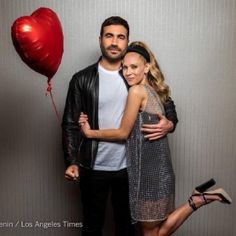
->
<box><xmin>61</xmin><ymin>60</ymin><xmax>178</xmax><ymax>168</ymax></box>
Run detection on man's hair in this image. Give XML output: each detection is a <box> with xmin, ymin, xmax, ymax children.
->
<box><xmin>100</xmin><ymin>16</ymin><xmax>129</xmax><ymax>38</ymax></box>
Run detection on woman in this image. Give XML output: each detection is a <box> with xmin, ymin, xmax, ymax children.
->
<box><xmin>79</xmin><ymin>41</ymin><xmax>231</xmax><ymax>236</ymax></box>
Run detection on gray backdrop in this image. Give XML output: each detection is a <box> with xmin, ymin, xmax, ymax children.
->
<box><xmin>0</xmin><ymin>0</ymin><xmax>235</xmax><ymax>235</ymax></box>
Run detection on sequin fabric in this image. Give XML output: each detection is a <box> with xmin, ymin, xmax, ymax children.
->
<box><xmin>126</xmin><ymin>84</ymin><xmax>175</xmax><ymax>222</ymax></box>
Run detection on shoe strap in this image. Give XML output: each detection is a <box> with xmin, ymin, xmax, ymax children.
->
<box><xmin>188</xmin><ymin>196</ymin><xmax>197</xmax><ymax>211</ymax></box>
<box><xmin>201</xmin><ymin>193</ymin><xmax>208</xmax><ymax>204</ymax></box>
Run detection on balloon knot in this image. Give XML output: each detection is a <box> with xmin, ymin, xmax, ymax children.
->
<box><xmin>46</xmin><ymin>78</ymin><xmax>52</xmax><ymax>95</ymax></box>
<box><xmin>47</xmin><ymin>84</ymin><xmax>52</xmax><ymax>92</ymax></box>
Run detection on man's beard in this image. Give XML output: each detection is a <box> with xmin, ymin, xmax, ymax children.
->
<box><xmin>100</xmin><ymin>45</ymin><xmax>125</xmax><ymax>63</ymax></box>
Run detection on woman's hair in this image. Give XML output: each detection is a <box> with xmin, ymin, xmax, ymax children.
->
<box><xmin>128</xmin><ymin>41</ymin><xmax>170</xmax><ymax>103</ymax></box>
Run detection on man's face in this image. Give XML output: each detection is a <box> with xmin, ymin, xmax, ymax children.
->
<box><xmin>99</xmin><ymin>25</ymin><xmax>129</xmax><ymax>63</ymax></box>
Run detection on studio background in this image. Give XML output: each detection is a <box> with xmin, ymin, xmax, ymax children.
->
<box><xmin>0</xmin><ymin>0</ymin><xmax>235</xmax><ymax>235</ymax></box>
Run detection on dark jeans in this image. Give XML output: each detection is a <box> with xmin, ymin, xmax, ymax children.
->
<box><xmin>79</xmin><ymin>167</ymin><xmax>135</xmax><ymax>236</ymax></box>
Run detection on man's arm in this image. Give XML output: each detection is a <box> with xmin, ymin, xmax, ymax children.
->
<box><xmin>61</xmin><ymin>74</ymin><xmax>82</xmax><ymax>179</ymax></box>
<box><xmin>141</xmin><ymin>97</ymin><xmax>178</xmax><ymax>140</ymax></box>
<box><xmin>163</xmin><ymin>97</ymin><xmax>178</xmax><ymax>132</ymax></box>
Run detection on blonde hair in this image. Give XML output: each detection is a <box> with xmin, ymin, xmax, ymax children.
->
<box><xmin>128</xmin><ymin>41</ymin><xmax>170</xmax><ymax>103</ymax></box>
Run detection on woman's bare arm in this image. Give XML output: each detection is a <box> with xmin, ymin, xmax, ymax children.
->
<box><xmin>81</xmin><ymin>85</ymin><xmax>145</xmax><ymax>140</ymax></box>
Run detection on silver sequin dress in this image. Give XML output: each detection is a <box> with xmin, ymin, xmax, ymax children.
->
<box><xmin>126</xmin><ymin>84</ymin><xmax>175</xmax><ymax>222</ymax></box>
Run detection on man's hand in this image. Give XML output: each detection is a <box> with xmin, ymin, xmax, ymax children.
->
<box><xmin>65</xmin><ymin>165</ymin><xmax>79</xmax><ymax>181</ymax></box>
<box><xmin>141</xmin><ymin>113</ymin><xmax>174</xmax><ymax>140</ymax></box>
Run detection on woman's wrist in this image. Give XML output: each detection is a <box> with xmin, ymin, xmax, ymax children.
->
<box><xmin>86</xmin><ymin>129</ymin><xmax>95</xmax><ymax>139</ymax></box>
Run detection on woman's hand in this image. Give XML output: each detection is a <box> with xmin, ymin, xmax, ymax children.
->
<box><xmin>78</xmin><ymin>112</ymin><xmax>92</xmax><ymax>137</ymax></box>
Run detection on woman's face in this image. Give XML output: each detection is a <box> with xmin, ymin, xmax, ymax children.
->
<box><xmin>122</xmin><ymin>52</ymin><xmax>149</xmax><ymax>86</ymax></box>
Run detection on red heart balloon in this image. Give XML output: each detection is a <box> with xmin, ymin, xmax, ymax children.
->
<box><xmin>11</xmin><ymin>7</ymin><xmax>64</xmax><ymax>80</ymax></box>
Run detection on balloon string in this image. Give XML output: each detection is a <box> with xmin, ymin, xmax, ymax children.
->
<box><xmin>46</xmin><ymin>78</ymin><xmax>60</xmax><ymax>122</ymax></box>
<box><xmin>46</xmin><ymin>78</ymin><xmax>75</xmax><ymax>164</ymax></box>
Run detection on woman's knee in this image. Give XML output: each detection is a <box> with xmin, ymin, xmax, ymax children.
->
<box><xmin>141</xmin><ymin>221</ymin><xmax>161</xmax><ymax>231</ymax></box>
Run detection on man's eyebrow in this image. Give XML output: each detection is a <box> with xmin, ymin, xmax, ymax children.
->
<box><xmin>117</xmin><ymin>34</ymin><xmax>126</xmax><ymax>37</ymax></box>
<box><xmin>104</xmin><ymin>32</ymin><xmax>114</xmax><ymax>36</ymax></box>
<box><xmin>103</xmin><ymin>32</ymin><xmax>126</xmax><ymax>37</ymax></box>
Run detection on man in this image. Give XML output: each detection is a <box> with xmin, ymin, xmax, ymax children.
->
<box><xmin>61</xmin><ymin>16</ymin><xmax>178</xmax><ymax>236</ymax></box>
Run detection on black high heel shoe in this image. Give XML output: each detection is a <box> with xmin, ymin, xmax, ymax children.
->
<box><xmin>195</xmin><ymin>178</ymin><xmax>216</xmax><ymax>193</ymax></box>
<box><xmin>188</xmin><ymin>179</ymin><xmax>232</xmax><ymax>211</ymax></box>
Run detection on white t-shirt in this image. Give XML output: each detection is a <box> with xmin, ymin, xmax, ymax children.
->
<box><xmin>93</xmin><ymin>64</ymin><xmax>128</xmax><ymax>171</ymax></box>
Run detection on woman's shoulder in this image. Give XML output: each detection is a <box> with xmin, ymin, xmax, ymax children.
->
<box><xmin>129</xmin><ymin>84</ymin><xmax>146</xmax><ymax>96</ymax></box>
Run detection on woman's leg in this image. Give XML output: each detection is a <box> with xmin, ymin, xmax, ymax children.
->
<box><xmin>141</xmin><ymin>221</ymin><xmax>160</xmax><ymax>236</ymax></box>
<box><xmin>141</xmin><ymin>194</ymin><xmax>222</xmax><ymax>236</ymax></box>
